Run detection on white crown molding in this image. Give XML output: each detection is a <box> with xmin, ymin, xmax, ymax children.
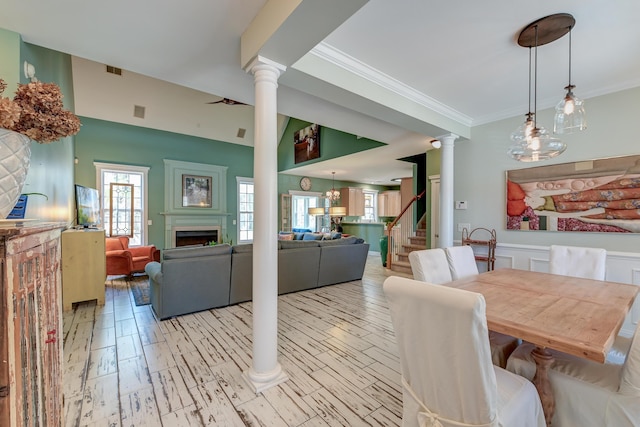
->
<box><xmin>310</xmin><ymin>42</ymin><xmax>473</xmax><ymax>128</ymax></box>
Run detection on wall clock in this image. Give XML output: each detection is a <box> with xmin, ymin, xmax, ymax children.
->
<box><xmin>300</xmin><ymin>176</ymin><xmax>312</xmax><ymax>191</ymax></box>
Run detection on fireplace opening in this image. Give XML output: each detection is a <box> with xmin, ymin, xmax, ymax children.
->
<box><xmin>175</xmin><ymin>230</ymin><xmax>219</xmax><ymax>247</ymax></box>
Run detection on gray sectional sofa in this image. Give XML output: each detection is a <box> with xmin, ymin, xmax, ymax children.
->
<box><xmin>145</xmin><ymin>236</ymin><xmax>370</xmax><ymax>319</ymax></box>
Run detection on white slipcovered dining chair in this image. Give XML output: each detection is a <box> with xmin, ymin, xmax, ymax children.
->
<box><xmin>444</xmin><ymin>245</ymin><xmax>520</xmax><ymax>369</ymax></box>
<box><xmin>506</xmin><ymin>321</ymin><xmax>640</xmax><ymax>427</ymax></box>
<box><xmin>549</xmin><ymin>244</ymin><xmax>607</xmax><ymax>280</ymax></box>
<box><xmin>408</xmin><ymin>248</ymin><xmax>451</xmax><ymax>284</ymax></box>
<box><xmin>444</xmin><ymin>245</ymin><xmax>479</xmax><ymax>280</ymax></box>
<box><xmin>383</xmin><ymin>276</ymin><xmax>546</xmax><ymax>427</ymax></box>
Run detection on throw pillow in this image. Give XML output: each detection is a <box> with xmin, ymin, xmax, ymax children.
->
<box><xmin>278</xmin><ymin>233</ymin><xmax>294</xmax><ymax>240</ymax></box>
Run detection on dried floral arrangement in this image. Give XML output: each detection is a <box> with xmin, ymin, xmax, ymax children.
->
<box><xmin>0</xmin><ymin>78</ymin><xmax>81</xmax><ymax>143</ymax></box>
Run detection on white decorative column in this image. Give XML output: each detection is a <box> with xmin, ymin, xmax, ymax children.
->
<box><xmin>438</xmin><ymin>133</ymin><xmax>459</xmax><ymax>248</ymax></box>
<box><xmin>242</xmin><ymin>56</ymin><xmax>288</xmax><ymax>393</ymax></box>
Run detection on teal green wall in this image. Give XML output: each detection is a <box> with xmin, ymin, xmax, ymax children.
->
<box><xmin>342</xmin><ymin>223</ymin><xmax>384</xmax><ymax>251</ymax></box>
<box><xmin>0</xmin><ymin>29</ymin><xmax>20</xmax><ymax>93</ymax></box>
<box><xmin>278</xmin><ymin>118</ymin><xmax>385</xmax><ymax>171</ymax></box>
<box><xmin>0</xmin><ymin>30</ymin><xmax>75</xmax><ymax>223</ymax></box>
<box><xmin>74</xmin><ymin>117</ymin><xmax>255</xmax><ymax>249</ymax></box>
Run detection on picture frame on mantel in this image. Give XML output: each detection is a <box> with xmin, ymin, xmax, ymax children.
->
<box><xmin>182</xmin><ymin>174</ymin><xmax>212</xmax><ymax>207</ymax></box>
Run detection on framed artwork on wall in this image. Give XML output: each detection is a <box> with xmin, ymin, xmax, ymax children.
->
<box><xmin>506</xmin><ymin>154</ymin><xmax>640</xmax><ymax>233</ymax></box>
<box><xmin>182</xmin><ymin>174</ymin><xmax>212</xmax><ymax>207</ymax></box>
<box><xmin>294</xmin><ymin>123</ymin><xmax>321</xmax><ymax>164</ymax></box>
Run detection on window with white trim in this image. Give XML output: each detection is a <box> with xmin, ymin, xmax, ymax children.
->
<box><xmin>289</xmin><ymin>190</ymin><xmax>322</xmax><ymax>231</ymax></box>
<box><xmin>95</xmin><ymin>162</ymin><xmax>149</xmax><ymax>245</ymax></box>
<box><xmin>237</xmin><ymin>177</ymin><xmax>254</xmax><ymax>243</ymax></box>
<box><xmin>362</xmin><ymin>189</ymin><xmax>378</xmax><ymax>222</ymax></box>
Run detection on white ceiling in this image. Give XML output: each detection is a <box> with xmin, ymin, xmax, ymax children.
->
<box><xmin>2</xmin><ymin>0</ymin><xmax>640</xmax><ymax>186</ymax></box>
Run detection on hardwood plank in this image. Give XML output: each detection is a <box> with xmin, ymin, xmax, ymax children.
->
<box><xmin>118</xmin><ymin>355</ymin><xmax>152</xmax><ymax>395</ymax></box>
<box><xmin>80</xmin><ymin>373</ymin><xmax>120</xmax><ymax>422</ymax></box>
<box><xmin>190</xmin><ymin>381</ymin><xmax>246</xmax><ymax>426</ymax></box>
<box><xmin>115</xmin><ymin>318</ymin><xmax>138</xmax><ymax>337</ymax></box>
<box><xmin>120</xmin><ymin>386</ymin><xmax>162</xmax><ymax>426</ymax></box>
<box><xmin>302</xmin><ymin>387</ymin><xmax>372</xmax><ymax>427</ymax></box>
<box><xmin>262</xmin><ymin>382</ymin><xmax>317</xmax><ymax>426</ymax></box>
<box><xmin>150</xmin><ymin>367</ymin><xmax>196</xmax><ymax>416</ymax></box>
<box><xmin>116</xmin><ymin>333</ymin><xmax>144</xmax><ymax>361</ymax></box>
<box><xmin>235</xmin><ymin>395</ymin><xmax>289</xmax><ymax>427</ymax></box>
<box><xmin>209</xmin><ymin>361</ymin><xmax>256</xmax><ymax>406</ymax></box>
<box><xmin>86</xmin><ymin>346</ymin><xmax>118</xmax><ymax>379</ymax></box>
<box><xmin>90</xmin><ymin>326</ymin><xmax>116</xmax><ymax>350</ymax></box>
<box><xmin>310</xmin><ymin>368</ymin><xmax>381</xmax><ymax>418</ymax></box>
<box><xmin>143</xmin><ymin>341</ymin><xmax>177</xmax><ymax>373</ymax></box>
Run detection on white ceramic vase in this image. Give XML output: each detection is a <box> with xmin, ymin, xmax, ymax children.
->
<box><xmin>0</xmin><ymin>128</ymin><xmax>32</xmax><ymax>219</ymax></box>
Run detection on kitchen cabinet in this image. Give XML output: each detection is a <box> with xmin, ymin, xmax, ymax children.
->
<box><xmin>378</xmin><ymin>190</ymin><xmax>401</xmax><ymax>217</ymax></box>
<box><xmin>340</xmin><ymin>187</ymin><xmax>364</xmax><ymax>216</ymax></box>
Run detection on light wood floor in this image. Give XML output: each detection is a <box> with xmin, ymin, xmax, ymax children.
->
<box><xmin>62</xmin><ymin>252</ymin><xmax>412</xmax><ymax>427</ymax></box>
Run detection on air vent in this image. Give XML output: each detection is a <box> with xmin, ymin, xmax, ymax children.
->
<box><xmin>133</xmin><ymin>105</ymin><xmax>145</xmax><ymax>119</ymax></box>
<box><xmin>106</xmin><ymin>65</ymin><xmax>122</xmax><ymax>75</ymax></box>
<box><xmin>237</xmin><ymin>128</ymin><xmax>246</xmax><ymax>138</ymax></box>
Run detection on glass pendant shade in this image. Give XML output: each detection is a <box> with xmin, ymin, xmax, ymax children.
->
<box><xmin>508</xmin><ymin>125</ymin><xmax>566</xmax><ymax>162</ymax></box>
<box><xmin>509</xmin><ymin>113</ymin><xmax>535</xmax><ymax>145</ymax></box>
<box><xmin>553</xmin><ymin>87</ymin><xmax>586</xmax><ymax>134</ymax></box>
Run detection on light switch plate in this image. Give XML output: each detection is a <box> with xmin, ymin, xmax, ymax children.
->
<box><xmin>455</xmin><ymin>201</ymin><xmax>468</xmax><ymax>209</ymax></box>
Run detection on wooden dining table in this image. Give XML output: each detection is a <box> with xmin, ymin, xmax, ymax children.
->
<box><xmin>445</xmin><ymin>268</ymin><xmax>639</xmax><ymax>426</ymax></box>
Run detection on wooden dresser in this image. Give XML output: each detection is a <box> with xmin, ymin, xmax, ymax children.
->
<box><xmin>0</xmin><ymin>222</ymin><xmax>65</xmax><ymax>427</ymax></box>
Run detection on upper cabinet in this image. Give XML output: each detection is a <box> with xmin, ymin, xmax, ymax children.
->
<box><xmin>378</xmin><ymin>190</ymin><xmax>401</xmax><ymax>217</ymax></box>
<box><xmin>340</xmin><ymin>187</ymin><xmax>365</xmax><ymax>216</ymax></box>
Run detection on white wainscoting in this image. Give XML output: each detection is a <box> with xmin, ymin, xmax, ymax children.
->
<box><xmin>469</xmin><ymin>242</ymin><xmax>640</xmax><ymax>338</ymax></box>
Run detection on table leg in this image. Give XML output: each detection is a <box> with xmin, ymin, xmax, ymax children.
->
<box><xmin>531</xmin><ymin>346</ymin><xmax>555</xmax><ymax>426</ymax></box>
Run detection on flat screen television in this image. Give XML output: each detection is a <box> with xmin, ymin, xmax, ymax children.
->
<box><xmin>74</xmin><ymin>184</ymin><xmax>101</xmax><ymax>228</ymax></box>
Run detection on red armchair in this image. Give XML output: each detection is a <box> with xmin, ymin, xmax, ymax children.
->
<box><xmin>105</xmin><ymin>236</ymin><xmax>160</xmax><ymax>276</ymax></box>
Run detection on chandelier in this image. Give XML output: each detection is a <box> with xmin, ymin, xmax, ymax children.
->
<box><xmin>508</xmin><ymin>13</ymin><xmax>580</xmax><ymax>162</ymax></box>
<box><xmin>326</xmin><ymin>172</ymin><xmax>340</xmax><ymax>202</ymax></box>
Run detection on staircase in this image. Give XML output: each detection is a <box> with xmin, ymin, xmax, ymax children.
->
<box><xmin>390</xmin><ymin>227</ymin><xmax>427</xmax><ymax>275</ymax></box>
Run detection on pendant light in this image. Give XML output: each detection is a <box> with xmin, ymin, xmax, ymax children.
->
<box><xmin>554</xmin><ymin>26</ymin><xmax>587</xmax><ymax>134</ymax></box>
<box><xmin>326</xmin><ymin>172</ymin><xmax>340</xmax><ymax>202</ymax></box>
<box><xmin>508</xmin><ymin>14</ymin><xmax>572</xmax><ymax>162</ymax></box>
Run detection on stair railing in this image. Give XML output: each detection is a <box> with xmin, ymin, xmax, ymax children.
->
<box><xmin>386</xmin><ymin>190</ymin><xmax>426</xmax><ymax>269</ymax></box>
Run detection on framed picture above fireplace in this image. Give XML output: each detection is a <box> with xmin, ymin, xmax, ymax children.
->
<box><xmin>182</xmin><ymin>174</ymin><xmax>212</xmax><ymax>207</ymax></box>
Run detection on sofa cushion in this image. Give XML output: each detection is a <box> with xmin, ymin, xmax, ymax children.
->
<box><xmin>232</xmin><ymin>243</ymin><xmax>253</xmax><ymax>253</ymax></box>
<box><xmin>279</xmin><ymin>240</ymin><xmax>320</xmax><ymax>249</ymax></box>
<box><xmin>319</xmin><ymin>237</ymin><xmax>355</xmax><ymax>246</ymax></box>
<box><xmin>293</xmin><ymin>232</ymin><xmax>305</xmax><ymax>240</ymax></box>
<box><xmin>303</xmin><ymin>232</ymin><xmax>323</xmax><ymax>241</ymax></box>
<box><xmin>163</xmin><ymin>243</ymin><xmax>232</xmax><ymax>260</ymax></box>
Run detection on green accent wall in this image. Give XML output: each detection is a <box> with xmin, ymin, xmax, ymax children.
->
<box><xmin>0</xmin><ymin>32</ymin><xmax>75</xmax><ymax>224</ymax></box>
<box><xmin>75</xmin><ymin>117</ymin><xmax>255</xmax><ymax>249</ymax></box>
<box><xmin>0</xmin><ymin>28</ymin><xmax>20</xmax><ymax>93</ymax></box>
<box><xmin>278</xmin><ymin>118</ymin><xmax>386</xmax><ymax>171</ymax></box>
